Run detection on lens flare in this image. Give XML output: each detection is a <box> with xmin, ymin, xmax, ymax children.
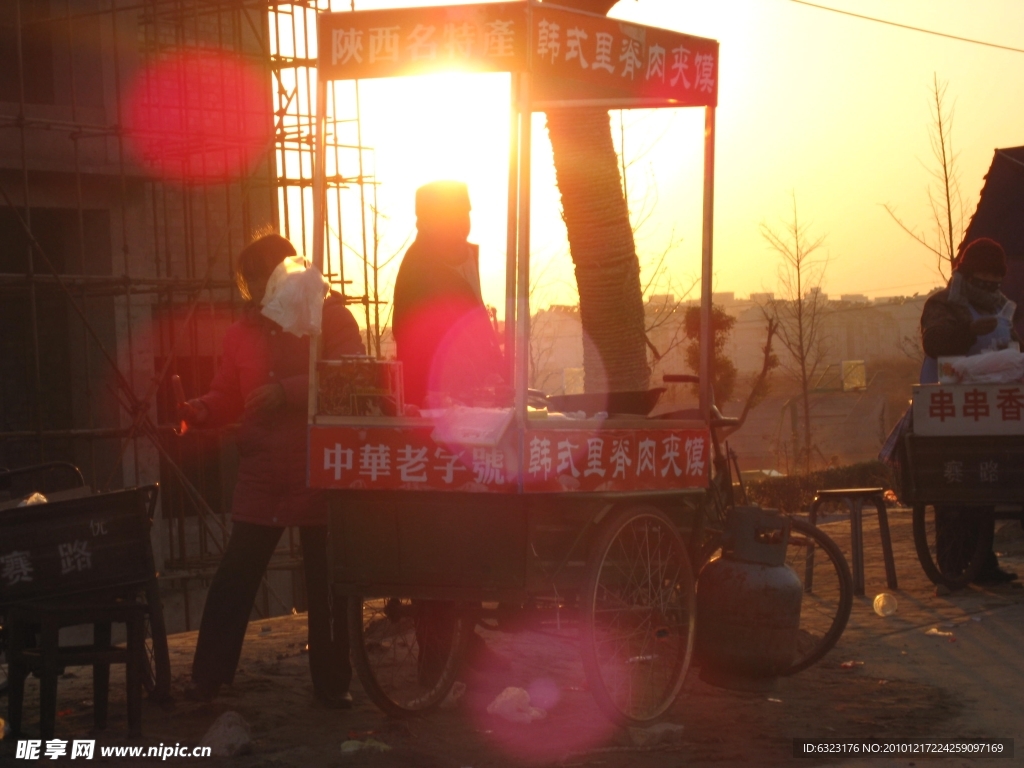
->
<box><xmin>125</xmin><ymin>49</ymin><xmax>272</xmax><ymax>185</ymax></box>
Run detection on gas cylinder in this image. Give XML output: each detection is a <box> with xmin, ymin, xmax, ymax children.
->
<box><xmin>696</xmin><ymin>506</ymin><xmax>802</xmax><ymax>691</ymax></box>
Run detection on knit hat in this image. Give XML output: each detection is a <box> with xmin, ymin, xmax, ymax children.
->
<box><xmin>415</xmin><ymin>180</ymin><xmax>471</xmax><ymax>222</ymax></box>
<box><xmin>955</xmin><ymin>237</ymin><xmax>1007</xmax><ymax>278</ymax></box>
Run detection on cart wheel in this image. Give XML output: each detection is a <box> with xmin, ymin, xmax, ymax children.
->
<box><xmin>348</xmin><ymin>596</ymin><xmax>473</xmax><ymax>717</ymax></box>
<box><xmin>141</xmin><ymin>579</ymin><xmax>172</xmax><ymax>702</ymax></box>
<box><xmin>912</xmin><ymin>504</ymin><xmax>994</xmax><ymax>590</ymax></box>
<box><xmin>580</xmin><ymin>505</ymin><xmax>694</xmax><ymax>725</ymax></box>
<box><xmin>781</xmin><ymin>518</ymin><xmax>853</xmax><ymax>675</ymax></box>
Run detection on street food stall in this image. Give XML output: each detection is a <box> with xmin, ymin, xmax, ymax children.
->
<box><xmin>904</xmin><ymin>380</ymin><xmax>1024</xmax><ymax>589</ymax></box>
<box><xmin>302</xmin><ymin>1</ymin><xmax>826</xmax><ymax>725</ymax></box>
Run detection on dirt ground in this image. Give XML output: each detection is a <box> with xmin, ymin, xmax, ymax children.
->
<box><xmin>3</xmin><ymin>509</ymin><xmax>1024</xmax><ymax>767</ymax></box>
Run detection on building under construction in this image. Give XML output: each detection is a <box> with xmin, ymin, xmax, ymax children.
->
<box><xmin>0</xmin><ymin>0</ymin><xmax>380</xmax><ymax>631</ymax></box>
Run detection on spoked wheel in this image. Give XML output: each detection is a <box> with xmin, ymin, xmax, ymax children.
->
<box><xmin>348</xmin><ymin>596</ymin><xmax>473</xmax><ymax>717</ymax></box>
<box><xmin>140</xmin><ymin>580</ymin><xmax>171</xmax><ymax>701</ymax></box>
<box><xmin>912</xmin><ymin>504</ymin><xmax>993</xmax><ymax>590</ymax></box>
<box><xmin>580</xmin><ymin>505</ymin><xmax>695</xmax><ymax>725</ymax></box>
<box><xmin>782</xmin><ymin>518</ymin><xmax>853</xmax><ymax>675</ymax></box>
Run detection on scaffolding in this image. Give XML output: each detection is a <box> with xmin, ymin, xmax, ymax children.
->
<box><xmin>0</xmin><ymin>0</ymin><xmax>378</xmax><ymax>631</ymax></box>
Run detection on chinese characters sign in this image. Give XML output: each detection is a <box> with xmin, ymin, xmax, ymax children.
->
<box><xmin>317</xmin><ymin>3</ymin><xmax>718</xmax><ymax>107</ymax></box>
<box><xmin>521</xmin><ymin>428</ymin><xmax>710</xmax><ymax>492</ymax></box>
<box><xmin>0</xmin><ymin>489</ymin><xmax>150</xmax><ymax>604</ymax></box>
<box><xmin>913</xmin><ymin>384</ymin><xmax>1024</xmax><ymax>436</ymax></box>
<box><xmin>308</xmin><ymin>426</ymin><xmax>710</xmax><ymax>493</ymax></box>
<box><xmin>530</xmin><ymin>6</ymin><xmax>717</xmax><ymax>106</ymax></box>
<box><xmin>318</xmin><ymin>3</ymin><xmax>528</xmax><ymax>80</ymax></box>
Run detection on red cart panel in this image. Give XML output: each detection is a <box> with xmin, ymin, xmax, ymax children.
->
<box><xmin>309</xmin><ymin>425</ymin><xmax>710</xmax><ymax>493</ymax></box>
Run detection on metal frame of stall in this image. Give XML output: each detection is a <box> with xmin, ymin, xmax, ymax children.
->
<box><xmin>306</xmin><ymin>1</ymin><xmax>720</xmax><ymax>491</ymax></box>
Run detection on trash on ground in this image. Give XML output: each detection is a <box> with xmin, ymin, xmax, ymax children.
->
<box><xmin>873</xmin><ymin>593</ymin><xmax>898</xmax><ymax>617</ymax></box>
<box><xmin>441</xmin><ymin>681</ymin><xmax>466</xmax><ymax>709</ymax></box>
<box><xmin>925</xmin><ymin>628</ymin><xmax>954</xmax><ymax>637</ymax></box>
<box><xmin>199</xmin><ymin>711</ymin><xmax>252</xmax><ymax>758</ymax></box>
<box><xmin>18</xmin><ymin>492</ymin><xmax>47</xmax><ymax>506</ymax></box>
<box><xmin>840</xmin><ymin>661</ymin><xmax>864</xmax><ymax>669</ymax></box>
<box><xmin>486</xmin><ymin>687</ymin><xmax>546</xmax><ymax>723</ymax></box>
<box><xmin>767</xmin><ymin>697</ymin><xmax>783</xmax><ymax>703</ymax></box>
<box><xmin>340</xmin><ymin>739</ymin><xmax>391</xmax><ymax>755</ymax></box>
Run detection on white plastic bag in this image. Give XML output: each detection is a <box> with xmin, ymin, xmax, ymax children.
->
<box><xmin>260</xmin><ymin>255</ymin><xmax>329</xmax><ymax>337</ymax></box>
<box><xmin>945</xmin><ymin>346</ymin><xmax>1024</xmax><ymax>384</ymax></box>
<box><xmin>486</xmin><ymin>687</ymin><xmax>546</xmax><ymax>723</ymax></box>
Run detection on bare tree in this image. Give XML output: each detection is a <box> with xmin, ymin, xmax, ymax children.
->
<box><xmin>883</xmin><ymin>74</ymin><xmax>969</xmax><ymax>280</ymax></box>
<box><xmin>761</xmin><ymin>193</ymin><xmax>830</xmax><ymax>474</ymax></box>
<box><xmin>721</xmin><ymin>317</ymin><xmax>779</xmax><ymax>438</ymax></box>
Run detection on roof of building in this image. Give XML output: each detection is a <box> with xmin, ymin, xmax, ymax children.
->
<box><xmin>963</xmin><ymin>146</ymin><xmax>1024</xmax><ymax>263</ymax></box>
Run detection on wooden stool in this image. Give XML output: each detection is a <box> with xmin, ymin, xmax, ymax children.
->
<box><xmin>6</xmin><ymin>601</ymin><xmax>147</xmax><ymax>738</ymax></box>
<box><xmin>810</xmin><ymin>488</ymin><xmax>898</xmax><ymax>597</ymax></box>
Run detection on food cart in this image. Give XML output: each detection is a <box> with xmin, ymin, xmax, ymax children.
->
<box><xmin>903</xmin><ymin>381</ymin><xmax>1024</xmax><ymax>589</ymax></box>
<box><xmin>305</xmin><ymin>1</ymin><xmax>722</xmax><ymax>725</ymax></box>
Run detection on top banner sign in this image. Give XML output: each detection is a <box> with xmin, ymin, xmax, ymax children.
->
<box><xmin>317</xmin><ymin>3</ymin><xmax>718</xmax><ymax>107</ymax></box>
<box><xmin>318</xmin><ymin>3</ymin><xmax>529</xmax><ymax>80</ymax></box>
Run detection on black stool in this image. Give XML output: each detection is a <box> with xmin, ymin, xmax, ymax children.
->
<box><xmin>6</xmin><ymin>600</ymin><xmax>147</xmax><ymax>738</ymax></box>
<box><xmin>810</xmin><ymin>488</ymin><xmax>898</xmax><ymax>597</ymax></box>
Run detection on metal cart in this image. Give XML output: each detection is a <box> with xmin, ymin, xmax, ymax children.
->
<box><xmin>304</xmin><ymin>2</ymin><xmax>850</xmax><ymax>725</ymax></box>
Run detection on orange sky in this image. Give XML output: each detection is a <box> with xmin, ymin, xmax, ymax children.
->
<box><xmin>296</xmin><ymin>0</ymin><xmax>1024</xmax><ymax>320</ymax></box>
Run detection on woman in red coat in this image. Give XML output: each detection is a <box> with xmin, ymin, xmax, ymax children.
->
<box><xmin>180</xmin><ymin>233</ymin><xmax>364</xmax><ymax>706</ymax></box>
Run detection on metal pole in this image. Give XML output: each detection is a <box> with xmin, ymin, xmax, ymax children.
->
<box><xmin>309</xmin><ymin>75</ymin><xmax>328</xmax><ymax>423</ymax></box>
<box><xmin>514</xmin><ymin>76</ymin><xmax>532</xmax><ymax>429</ymax></box>
<box><xmin>699</xmin><ymin>106</ymin><xmax>716</xmax><ymax>421</ymax></box>
<box><xmin>504</xmin><ymin>74</ymin><xmax>520</xmax><ymax>383</ymax></box>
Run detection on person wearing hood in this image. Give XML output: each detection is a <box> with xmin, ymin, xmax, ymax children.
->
<box><xmin>178</xmin><ymin>232</ymin><xmax>364</xmax><ymax>705</ymax></box>
<box><xmin>392</xmin><ymin>180</ymin><xmax>506</xmax><ymax>407</ymax></box>
<box><xmin>920</xmin><ymin>237</ymin><xmax>1019</xmax><ymax>585</ymax></box>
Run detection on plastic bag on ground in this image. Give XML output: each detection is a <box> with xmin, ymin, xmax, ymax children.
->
<box><xmin>486</xmin><ymin>687</ymin><xmax>546</xmax><ymax>723</ymax></box>
<box><xmin>260</xmin><ymin>255</ymin><xmax>329</xmax><ymax>337</ymax></box>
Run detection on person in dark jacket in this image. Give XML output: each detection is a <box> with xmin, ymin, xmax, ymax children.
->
<box><xmin>179</xmin><ymin>233</ymin><xmax>364</xmax><ymax>705</ymax></box>
<box><xmin>392</xmin><ymin>180</ymin><xmax>506</xmax><ymax>407</ymax></box>
<box><xmin>920</xmin><ymin>237</ymin><xmax>1019</xmax><ymax>585</ymax></box>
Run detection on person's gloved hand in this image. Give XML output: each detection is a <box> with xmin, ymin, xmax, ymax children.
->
<box><xmin>245</xmin><ymin>382</ymin><xmax>286</xmax><ymax>415</ymax></box>
<box><xmin>177</xmin><ymin>398</ymin><xmax>209</xmax><ymax>426</ymax></box>
<box><xmin>970</xmin><ymin>317</ymin><xmax>998</xmax><ymax>336</ymax></box>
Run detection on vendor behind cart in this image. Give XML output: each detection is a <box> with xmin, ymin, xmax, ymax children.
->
<box><xmin>392</xmin><ymin>180</ymin><xmax>506</xmax><ymax>407</ymax></box>
<box><xmin>920</xmin><ymin>237</ymin><xmax>1019</xmax><ymax>584</ymax></box>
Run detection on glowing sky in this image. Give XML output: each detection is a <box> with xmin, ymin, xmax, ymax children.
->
<box><xmin>311</xmin><ymin>0</ymin><xmax>1024</xmax><ymax>319</ymax></box>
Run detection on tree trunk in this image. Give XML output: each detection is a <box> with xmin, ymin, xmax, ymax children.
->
<box><xmin>541</xmin><ymin>0</ymin><xmax>649</xmax><ymax>393</ymax></box>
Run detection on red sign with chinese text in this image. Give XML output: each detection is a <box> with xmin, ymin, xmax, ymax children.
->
<box><xmin>318</xmin><ymin>3</ymin><xmax>528</xmax><ymax>80</ymax></box>
<box><xmin>316</xmin><ymin>4</ymin><xmax>718</xmax><ymax>107</ymax></box>
<box><xmin>912</xmin><ymin>384</ymin><xmax>1024</xmax><ymax>436</ymax></box>
<box><xmin>530</xmin><ymin>7</ymin><xmax>718</xmax><ymax>107</ymax></box>
<box><xmin>308</xmin><ymin>425</ymin><xmax>711</xmax><ymax>493</ymax></box>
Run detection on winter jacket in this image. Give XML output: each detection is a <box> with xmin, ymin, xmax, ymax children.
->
<box><xmin>199</xmin><ymin>292</ymin><xmax>363</xmax><ymax>526</ymax></box>
<box><xmin>921</xmin><ymin>284</ymin><xmax>1020</xmax><ymax>359</ymax></box>
<box><xmin>393</xmin><ymin>237</ymin><xmax>506</xmax><ymax>406</ymax></box>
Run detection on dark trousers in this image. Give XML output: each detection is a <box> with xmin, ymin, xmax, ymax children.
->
<box><xmin>191</xmin><ymin>521</ymin><xmax>350</xmax><ymax>696</ymax></box>
<box><xmin>934</xmin><ymin>506</ymin><xmax>998</xmax><ymax>576</ymax></box>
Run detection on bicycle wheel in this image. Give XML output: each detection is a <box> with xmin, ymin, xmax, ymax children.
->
<box><xmin>912</xmin><ymin>504</ymin><xmax>993</xmax><ymax>590</ymax></box>
<box><xmin>580</xmin><ymin>505</ymin><xmax>695</xmax><ymax>725</ymax></box>
<box><xmin>782</xmin><ymin>518</ymin><xmax>853</xmax><ymax>675</ymax></box>
<box><xmin>348</xmin><ymin>596</ymin><xmax>472</xmax><ymax>717</ymax></box>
